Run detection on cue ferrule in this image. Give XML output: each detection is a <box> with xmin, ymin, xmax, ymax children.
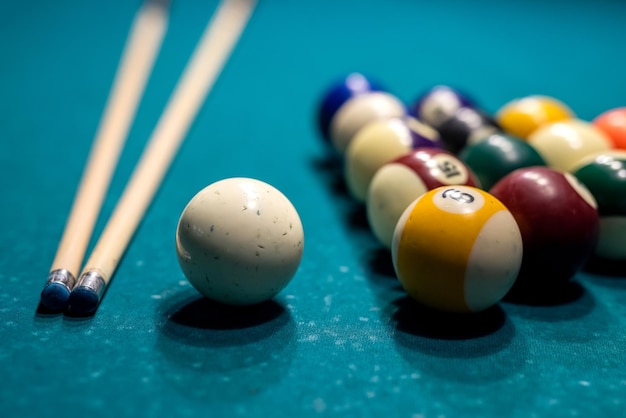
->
<box><xmin>68</xmin><ymin>271</ymin><xmax>107</xmax><ymax>315</ymax></box>
<box><xmin>45</xmin><ymin>269</ymin><xmax>76</xmax><ymax>290</ymax></box>
<box><xmin>75</xmin><ymin>271</ymin><xmax>106</xmax><ymax>297</ymax></box>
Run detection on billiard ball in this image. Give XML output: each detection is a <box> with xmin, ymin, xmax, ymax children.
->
<box><xmin>593</xmin><ymin>107</ymin><xmax>626</xmax><ymax>150</ymax></box>
<box><xmin>496</xmin><ymin>95</ymin><xmax>575</xmax><ymax>139</ymax></box>
<box><xmin>459</xmin><ymin>132</ymin><xmax>546</xmax><ymax>190</ymax></box>
<box><xmin>490</xmin><ymin>167</ymin><xmax>599</xmax><ymax>294</ymax></box>
<box><xmin>175</xmin><ymin>178</ymin><xmax>304</xmax><ymax>305</ymax></box>
<box><xmin>330</xmin><ymin>91</ymin><xmax>406</xmax><ymax>154</ymax></box>
<box><xmin>317</xmin><ymin>72</ymin><xmax>383</xmax><ymax>142</ymax></box>
<box><xmin>412</xmin><ymin>85</ymin><xmax>475</xmax><ymax>129</ymax></box>
<box><xmin>527</xmin><ymin>119</ymin><xmax>613</xmax><ymax>172</ymax></box>
<box><xmin>572</xmin><ymin>151</ymin><xmax>626</xmax><ymax>260</ymax></box>
<box><xmin>392</xmin><ymin>185</ymin><xmax>522</xmax><ymax>313</ymax></box>
<box><xmin>344</xmin><ymin>116</ymin><xmax>441</xmax><ymax>202</ymax></box>
<box><xmin>436</xmin><ymin>106</ymin><xmax>500</xmax><ymax>153</ymax></box>
<box><xmin>367</xmin><ymin>148</ymin><xmax>479</xmax><ymax>249</ymax></box>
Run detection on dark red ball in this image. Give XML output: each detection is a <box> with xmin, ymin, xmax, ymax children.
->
<box><xmin>490</xmin><ymin>166</ymin><xmax>599</xmax><ymax>297</ymax></box>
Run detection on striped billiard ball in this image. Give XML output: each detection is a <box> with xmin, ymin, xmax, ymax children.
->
<box><xmin>412</xmin><ymin>85</ymin><xmax>475</xmax><ymax>129</ymax></box>
<box><xmin>392</xmin><ymin>186</ymin><xmax>523</xmax><ymax>313</ymax></box>
<box><xmin>528</xmin><ymin>119</ymin><xmax>613</xmax><ymax>172</ymax></box>
<box><xmin>490</xmin><ymin>167</ymin><xmax>599</xmax><ymax>294</ymax></box>
<box><xmin>573</xmin><ymin>151</ymin><xmax>626</xmax><ymax>260</ymax></box>
<box><xmin>367</xmin><ymin>148</ymin><xmax>479</xmax><ymax>249</ymax></box>
<box><xmin>344</xmin><ymin>117</ymin><xmax>441</xmax><ymax>202</ymax></box>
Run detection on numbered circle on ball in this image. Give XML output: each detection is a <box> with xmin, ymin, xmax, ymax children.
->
<box><xmin>432</xmin><ymin>186</ymin><xmax>484</xmax><ymax>214</ymax></box>
<box><xmin>427</xmin><ymin>154</ymin><xmax>469</xmax><ymax>184</ymax></box>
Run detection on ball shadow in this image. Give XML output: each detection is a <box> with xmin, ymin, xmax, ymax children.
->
<box><xmin>584</xmin><ymin>257</ymin><xmax>626</xmax><ymax>281</ymax></box>
<box><xmin>391</xmin><ymin>296</ymin><xmax>507</xmax><ymax>341</ymax></box>
<box><xmin>504</xmin><ymin>280</ymin><xmax>586</xmax><ymax>307</ymax></box>
<box><xmin>309</xmin><ymin>153</ymin><xmax>346</xmax><ymax>196</ymax></box>
<box><xmin>155</xmin><ymin>289</ymin><xmax>296</xmax><ymax>401</ymax></box>
<box><xmin>366</xmin><ymin>247</ymin><xmax>396</xmax><ymax>278</ymax></box>
<box><xmin>390</xmin><ymin>296</ymin><xmax>527</xmax><ymax>384</ymax></box>
<box><xmin>310</xmin><ymin>154</ymin><xmax>370</xmax><ymax>232</ymax></box>
<box><xmin>503</xmin><ymin>280</ymin><xmax>596</xmax><ymax>324</ymax></box>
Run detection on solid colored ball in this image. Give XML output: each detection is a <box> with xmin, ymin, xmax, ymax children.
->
<box><xmin>344</xmin><ymin>117</ymin><xmax>441</xmax><ymax>202</ymax></box>
<box><xmin>329</xmin><ymin>91</ymin><xmax>406</xmax><ymax>154</ymax></box>
<box><xmin>367</xmin><ymin>148</ymin><xmax>479</xmax><ymax>249</ymax></box>
<box><xmin>459</xmin><ymin>132</ymin><xmax>546</xmax><ymax>190</ymax></box>
<box><xmin>392</xmin><ymin>186</ymin><xmax>522</xmax><ymax>313</ymax></box>
<box><xmin>412</xmin><ymin>85</ymin><xmax>475</xmax><ymax>129</ymax></box>
<box><xmin>496</xmin><ymin>95</ymin><xmax>575</xmax><ymax>139</ymax></box>
<box><xmin>490</xmin><ymin>167</ymin><xmax>599</xmax><ymax>293</ymax></box>
<box><xmin>176</xmin><ymin>178</ymin><xmax>304</xmax><ymax>305</ymax></box>
<box><xmin>317</xmin><ymin>73</ymin><xmax>383</xmax><ymax>141</ymax></box>
<box><xmin>528</xmin><ymin>119</ymin><xmax>613</xmax><ymax>172</ymax></box>
<box><xmin>436</xmin><ymin>106</ymin><xmax>500</xmax><ymax>153</ymax></box>
<box><xmin>572</xmin><ymin>151</ymin><xmax>626</xmax><ymax>260</ymax></box>
<box><xmin>593</xmin><ymin>107</ymin><xmax>626</xmax><ymax>150</ymax></box>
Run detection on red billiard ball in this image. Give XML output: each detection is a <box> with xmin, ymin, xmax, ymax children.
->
<box><xmin>490</xmin><ymin>167</ymin><xmax>599</xmax><ymax>296</ymax></box>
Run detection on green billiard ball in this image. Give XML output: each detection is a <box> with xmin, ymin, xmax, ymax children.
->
<box><xmin>459</xmin><ymin>133</ymin><xmax>546</xmax><ymax>190</ymax></box>
<box><xmin>573</xmin><ymin>151</ymin><xmax>626</xmax><ymax>260</ymax></box>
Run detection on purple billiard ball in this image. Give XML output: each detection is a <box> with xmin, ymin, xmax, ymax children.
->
<box><xmin>412</xmin><ymin>85</ymin><xmax>475</xmax><ymax>129</ymax></box>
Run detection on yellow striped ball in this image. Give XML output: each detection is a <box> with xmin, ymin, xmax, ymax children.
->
<box><xmin>392</xmin><ymin>185</ymin><xmax>523</xmax><ymax>313</ymax></box>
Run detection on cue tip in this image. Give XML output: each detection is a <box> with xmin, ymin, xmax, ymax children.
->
<box><xmin>40</xmin><ymin>269</ymin><xmax>75</xmax><ymax>311</ymax></box>
<box><xmin>68</xmin><ymin>271</ymin><xmax>107</xmax><ymax>315</ymax></box>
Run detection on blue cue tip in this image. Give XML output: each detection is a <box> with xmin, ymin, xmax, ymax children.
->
<box><xmin>68</xmin><ymin>271</ymin><xmax>107</xmax><ymax>315</ymax></box>
<box><xmin>40</xmin><ymin>282</ymin><xmax>71</xmax><ymax>311</ymax></box>
<box><xmin>40</xmin><ymin>269</ymin><xmax>76</xmax><ymax>311</ymax></box>
<box><xmin>68</xmin><ymin>286</ymin><xmax>100</xmax><ymax>315</ymax></box>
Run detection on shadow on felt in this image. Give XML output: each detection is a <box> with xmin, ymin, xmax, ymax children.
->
<box><xmin>391</xmin><ymin>295</ymin><xmax>507</xmax><ymax>341</ymax></box>
<box><xmin>584</xmin><ymin>256</ymin><xmax>626</xmax><ymax>289</ymax></box>
<box><xmin>390</xmin><ymin>296</ymin><xmax>527</xmax><ymax>384</ymax></box>
<box><xmin>154</xmin><ymin>288</ymin><xmax>296</xmax><ymax>401</ymax></box>
<box><xmin>310</xmin><ymin>154</ymin><xmax>371</xmax><ymax>232</ymax></box>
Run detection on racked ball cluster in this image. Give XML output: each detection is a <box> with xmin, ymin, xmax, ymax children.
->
<box><xmin>317</xmin><ymin>72</ymin><xmax>624</xmax><ymax>312</ymax></box>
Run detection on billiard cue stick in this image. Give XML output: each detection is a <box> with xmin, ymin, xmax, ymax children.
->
<box><xmin>40</xmin><ymin>0</ymin><xmax>170</xmax><ymax>311</ymax></box>
<box><xmin>68</xmin><ymin>0</ymin><xmax>257</xmax><ymax>315</ymax></box>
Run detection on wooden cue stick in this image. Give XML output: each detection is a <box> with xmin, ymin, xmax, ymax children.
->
<box><xmin>69</xmin><ymin>0</ymin><xmax>257</xmax><ymax>313</ymax></box>
<box><xmin>41</xmin><ymin>0</ymin><xmax>169</xmax><ymax>308</ymax></box>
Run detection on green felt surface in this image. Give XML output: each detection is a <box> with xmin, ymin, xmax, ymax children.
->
<box><xmin>1</xmin><ymin>0</ymin><xmax>626</xmax><ymax>417</ymax></box>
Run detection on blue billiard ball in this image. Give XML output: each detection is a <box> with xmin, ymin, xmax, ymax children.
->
<box><xmin>318</xmin><ymin>73</ymin><xmax>383</xmax><ymax>142</ymax></box>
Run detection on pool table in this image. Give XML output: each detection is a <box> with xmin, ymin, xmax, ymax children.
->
<box><xmin>1</xmin><ymin>0</ymin><xmax>626</xmax><ymax>416</ymax></box>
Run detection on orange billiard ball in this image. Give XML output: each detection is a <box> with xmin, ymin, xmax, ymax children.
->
<box><xmin>593</xmin><ymin>107</ymin><xmax>626</xmax><ymax>150</ymax></box>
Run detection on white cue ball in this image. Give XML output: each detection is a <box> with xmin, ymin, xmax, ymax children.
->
<box><xmin>175</xmin><ymin>178</ymin><xmax>304</xmax><ymax>305</ymax></box>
